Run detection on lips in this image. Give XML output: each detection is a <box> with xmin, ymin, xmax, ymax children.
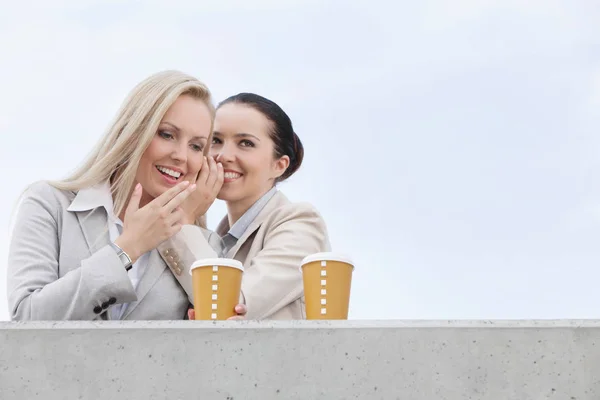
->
<box><xmin>156</xmin><ymin>165</ymin><xmax>183</xmax><ymax>180</ymax></box>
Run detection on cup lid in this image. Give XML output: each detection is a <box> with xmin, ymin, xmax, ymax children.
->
<box><xmin>300</xmin><ymin>252</ymin><xmax>354</xmax><ymax>269</ymax></box>
<box><xmin>190</xmin><ymin>258</ymin><xmax>244</xmax><ymax>274</ymax></box>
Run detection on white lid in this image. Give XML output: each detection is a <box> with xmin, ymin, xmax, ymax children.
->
<box><xmin>300</xmin><ymin>252</ymin><xmax>354</xmax><ymax>268</ymax></box>
<box><xmin>190</xmin><ymin>258</ymin><xmax>244</xmax><ymax>274</ymax></box>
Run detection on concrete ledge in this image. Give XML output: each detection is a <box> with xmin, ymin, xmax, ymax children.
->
<box><xmin>1</xmin><ymin>320</ymin><xmax>598</xmax><ymax>399</ymax></box>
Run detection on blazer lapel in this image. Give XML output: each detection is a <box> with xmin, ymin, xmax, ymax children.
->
<box><xmin>121</xmin><ymin>249</ymin><xmax>166</xmax><ymax>319</ymax></box>
<box><xmin>71</xmin><ymin>206</ymin><xmax>111</xmax><ymax>320</ymax></box>
<box><xmin>74</xmin><ymin>207</ymin><xmax>111</xmax><ymax>257</ymax></box>
<box><xmin>224</xmin><ymin>192</ymin><xmax>288</xmax><ymax>258</ymax></box>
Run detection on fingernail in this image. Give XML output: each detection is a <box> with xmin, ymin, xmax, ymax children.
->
<box><xmin>182</xmin><ymin>181</ymin><xmax>190</xmax><ymax>186</ymax></box>
<box><xmin>190</xmin><ymin>184</ymin><xmax>197</xmax><ymax>191</ymax></box>
<box><xmin>135</xmin><ymin>183</ymin><xmax>141</xmax><ymax>191</ymax></box>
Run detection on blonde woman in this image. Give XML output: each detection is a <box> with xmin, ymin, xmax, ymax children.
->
<box><xmin>7</xmin><ymin>70</ymin><xmax>245</xmax><ymax>321</ymax></box>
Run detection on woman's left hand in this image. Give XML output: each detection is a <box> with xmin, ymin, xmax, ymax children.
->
<box><xmin>187</xmin><ymin>304</ymin><xmax>247</xmax><ymax>320</ymax></box>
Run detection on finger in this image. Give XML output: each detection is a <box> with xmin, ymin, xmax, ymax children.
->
<box><xmin>197</xmin><ymin>156</ymin><xmax>209</xmax><ymax>185</ymax></box>
<box><xmin>188</xmin><ymin>308</ymin><xmax>195</xmax><ymax>320</ymax></box>
<box><xmin>166</xmin><ymin>207</ymin><xmax>185</xmax><ymax>226</ymax></box>
<box><xmin>163</xmin><ymin>183</ymin><xmax>196</xmax><ymax>212</ymax></box>
<box><xmin>234</xmin><ymin>304</ymin><xmax>247</xmax><ymax>315</ymax></box>
<box><xmin>193</xmin><ymin>156</ymin><xmax>206</xmax><ymax>182</ymax></box>
<box><xmin>167</xmin><ymin>222</ymin><xmax>183</xmax><ymax>238</ymax></box>
<box><xmin>153</xmin><ymin>180</ymin><xmax>190</xmax><ymax>207</ymax></box>
<box><xmin>214</xmin><ymin>162</ymin><xmax>224</xmax><ymax>191</ymax></box>
<box><xmin>125</xmin><ymin>183</ymin><xmax>143</xmax><ymax>217</ymax></box>
<box><xmin>206</xmin><ymin>157</ymin><xmax>218</xmax><ymax>187</ymax></box>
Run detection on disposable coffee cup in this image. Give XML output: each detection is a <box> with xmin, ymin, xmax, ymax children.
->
<box><xmin>300</xmin><ymin>252</ymin><xmax>354</xmax><ymax>320</ymax></box>
<box><xmin>190</xmin><ymin>258</ymin><xmax>244</xmax><ymax>320</ymax></box>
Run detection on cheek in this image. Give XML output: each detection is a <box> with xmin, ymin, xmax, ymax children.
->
<box><xmin>188</xmin><ymin>155</ymin><xmax>204</xmax><ymax>175</ymax></box>
<box><xmin>136</xmin><ymin>155</ymin><xmax>152</xmax><ymax>178</ymax></box>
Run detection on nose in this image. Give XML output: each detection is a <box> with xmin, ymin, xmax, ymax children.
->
<box><xmin>213</xmin><ymin>142</ymin><xmax>235</xmax><ymax>163</ymax></box>
<box><xmin>171</xmin><ymin>142</ymin><xmax>188</xmax><ymax>164</ymax></box>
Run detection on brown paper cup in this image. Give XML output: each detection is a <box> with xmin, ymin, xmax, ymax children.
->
<box><xmin>301</xmin><ymin>252</ymin><xmax>354</xmax><ymax>320</ymax></box>
<box><xmin>190</xmin><ymin>258</ymin><xmax>244</xmax><ymax>320</ymax></box>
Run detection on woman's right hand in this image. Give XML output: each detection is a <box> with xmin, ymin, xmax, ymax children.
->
<box><xmin>187</xmin><ymin>304</ymin><xmax>247</xmax><ymax>320</ymax></box>
<box><xmin>114</xmin><ymin>181</ymin><xmax>196</xmax><ymax>263</ymax></box>
<box><xmin>180</xmin><ymin>156</ymin><xmax>224</xmax><ymax>225</ymax></box>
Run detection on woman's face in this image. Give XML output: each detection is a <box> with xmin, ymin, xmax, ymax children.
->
<box><xmin>210</xmin><ymin>103</ymin><xmax>289</xmax><ymax>207</ymax></box>
<box><xmin>136</xmin><ymin>94</ymin><xmax>212</xmax><ymax>204</ymax></box>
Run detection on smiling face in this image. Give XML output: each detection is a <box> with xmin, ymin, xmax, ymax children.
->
<box><xmin>210</xmin><ymin>103</ymin><xmax>289</xmax><ymax>211</ymax></box>
<box><xmin>136</xmin><ymin>94</ymin><xmax>212</xmax><ymax>206</ymax></box>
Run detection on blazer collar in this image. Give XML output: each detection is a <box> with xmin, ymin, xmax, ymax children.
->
<box><xmin>67</xmin><ymin>181</ymin><xmax>114</xmax><ymax>215</ymax></box>
<box><xmin>216</xmin><ymin>191</ymin><xmax>289</xmax><ymax>257</ymax></box>
<box><xmin>66</xmin><ymin>182</ymin><xmax>116</xmax><ymax>254</ymax></box>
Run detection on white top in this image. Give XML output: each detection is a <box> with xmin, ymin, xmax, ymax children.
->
<box><xmin>301</xmin><ymin>252</ymin><xmax>355</xmax><ymax>269</ymax></box>
<box><xmin>190</xmin><ymin>258</ymin><xmax>244</xmax><ymax>272</ymax></box>
<box><xmin>67</xmin><ymin>181</ymin><xmax>150</xmax><ymax>320</ymax></box>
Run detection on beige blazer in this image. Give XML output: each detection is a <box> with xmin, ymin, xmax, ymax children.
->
<box><xmin>157</xmin><ymin>191</ymin><xmax>331</xmax><ymax>319</ymax></box>
<box><xmin>7</xmin><ymin>182</ymin><xmax>189</xmax><ymax>320</ymax></box>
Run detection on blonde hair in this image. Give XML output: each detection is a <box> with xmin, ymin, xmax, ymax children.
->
<box><xmin>50</xmin><ymin>70</ymin><xmax>214</xmax><ymax>227</ymax></box>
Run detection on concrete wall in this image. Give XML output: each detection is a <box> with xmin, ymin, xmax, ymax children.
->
<box><xmin>0</xmin><ymin>320</ymin><xmax>598</xmax><ymax>400</ymax></box>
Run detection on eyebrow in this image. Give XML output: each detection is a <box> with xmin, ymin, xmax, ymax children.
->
<box><xmin>160</xmin><ymin>121</ymin><xmax>208</xmax><ymax>141</ymax></box>
<box><xmin>212</xmin><ymin>131</ymin><xmax>261</xmax><ymax>142</ymax></box>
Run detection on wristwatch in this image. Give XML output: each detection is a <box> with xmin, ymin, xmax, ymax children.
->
<box><xmin>110</xmin><ymin>242</ymin><xmax>133</xmax><ymax>271</ymax></box>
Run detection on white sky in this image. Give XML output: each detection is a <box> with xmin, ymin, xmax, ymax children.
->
<box><xmin>1</xmin><ymin>0</ymin><xmax>600</xmax><ymax>320</ymax></box>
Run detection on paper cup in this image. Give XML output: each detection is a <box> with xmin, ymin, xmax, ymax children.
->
<box><xmin>300</xmin><ymin>252</ymin><xmax>354</xmax><ymax>320</ymax></box>
<box><xmin>190</xmin><ymin>258</ymin><xmax>244</xmax><ymax>320</ymax></box>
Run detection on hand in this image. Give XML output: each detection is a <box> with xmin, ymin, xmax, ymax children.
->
<box><xmin>115</xmin><ymin>181</ymin><xmax>196</xmax><ymax>262</ymax></box>
<box><xmin>181</xmin><ymin>156</ymin><xmax>224</xmax><ymax>225</ymax></box>
<box><xmin>187</xmin><ymin>304</ymin><xmax>247</xmax><ymax>320</ymax></box>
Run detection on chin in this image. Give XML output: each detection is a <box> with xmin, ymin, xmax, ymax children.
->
<box><xmin>143</xmin><ymin>183</ymin><xmax>166</xmax><ymax>200</ymax></box>
<box><xmin>216</xmin><ymin>187</ymin><xmax>239</xmax><ymax>202</ymax></box>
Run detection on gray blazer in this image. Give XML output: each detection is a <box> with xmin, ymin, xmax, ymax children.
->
<box><xmin>6</xmin><ymin>182</ymin><xmax>190</xmax><ymax>321</ymax></box>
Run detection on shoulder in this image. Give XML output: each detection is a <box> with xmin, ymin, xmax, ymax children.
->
<box><xmin>258</xmin><ymin>192</ymin><xmax>330</xmax><ymax>248</ymax></box>
<box><xmin>264</xmin><ymin>192</ymin><xmax>327</xmax><ymax>228</ymax></box>
<box><xmin>19</xmin><ymin>181</ymin><xmax>74</xmax><ymax>214</ymax></box>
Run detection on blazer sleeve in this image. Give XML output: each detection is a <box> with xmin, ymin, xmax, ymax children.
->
<box><xmin>157</xmin><ymin>225</ymin><xmax>220</xmax><ymax>303</ymax></box>
<box><xmin>157</xmin><ymin>203</ymin><xmax>330</xmax><ymax>319</ymax></box>
<box><xmin>241</xmin><ymin>203</ymin><xmax>330</xmax><ymax>319</ymax></box>
<box><xmin>7</xmin><ymin>183</ymin><xmax>137</xmax><ymax>321</ymax></box>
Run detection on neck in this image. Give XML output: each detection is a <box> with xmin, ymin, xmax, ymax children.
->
<box><xmin>226</xmin><ymin>200</ymin><xmax>252</xmax><ymax>228</ymax></box>
<box><xmin>226</xmin><ymin>187</ymin><xmax>273</xmax><ymax>227</ymax></box>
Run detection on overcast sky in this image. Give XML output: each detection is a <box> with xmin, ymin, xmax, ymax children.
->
<box><xmin>1</xmin><ymin>0</ymin><xmax>600</xmax><ymax>321</ymax></box>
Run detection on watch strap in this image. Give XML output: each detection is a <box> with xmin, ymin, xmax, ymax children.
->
<box><xmin>110</xmin><ymin>242</ymin><xmax>133</xmax><ymax>271</ymax></box>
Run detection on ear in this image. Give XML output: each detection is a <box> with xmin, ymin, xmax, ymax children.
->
<box><xmin>272</xmin><ymin>155</ymin><xmax>290</xmax><ymax>180</ymax></box>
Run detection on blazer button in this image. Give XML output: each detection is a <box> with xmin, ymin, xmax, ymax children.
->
<box><xmin>109</xmin><ymin>297</ymin><xmax>117</xmax><ymax>305</ymax></box>
<box><xmin>102</xmin><ymin>301</ymin><xmax>110</xmax><ymax>309</ymax></box>
<box><xmin>93</xmin><ymin>305</ymin><xmax>102</xmax><ymax>314</ymax></box>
